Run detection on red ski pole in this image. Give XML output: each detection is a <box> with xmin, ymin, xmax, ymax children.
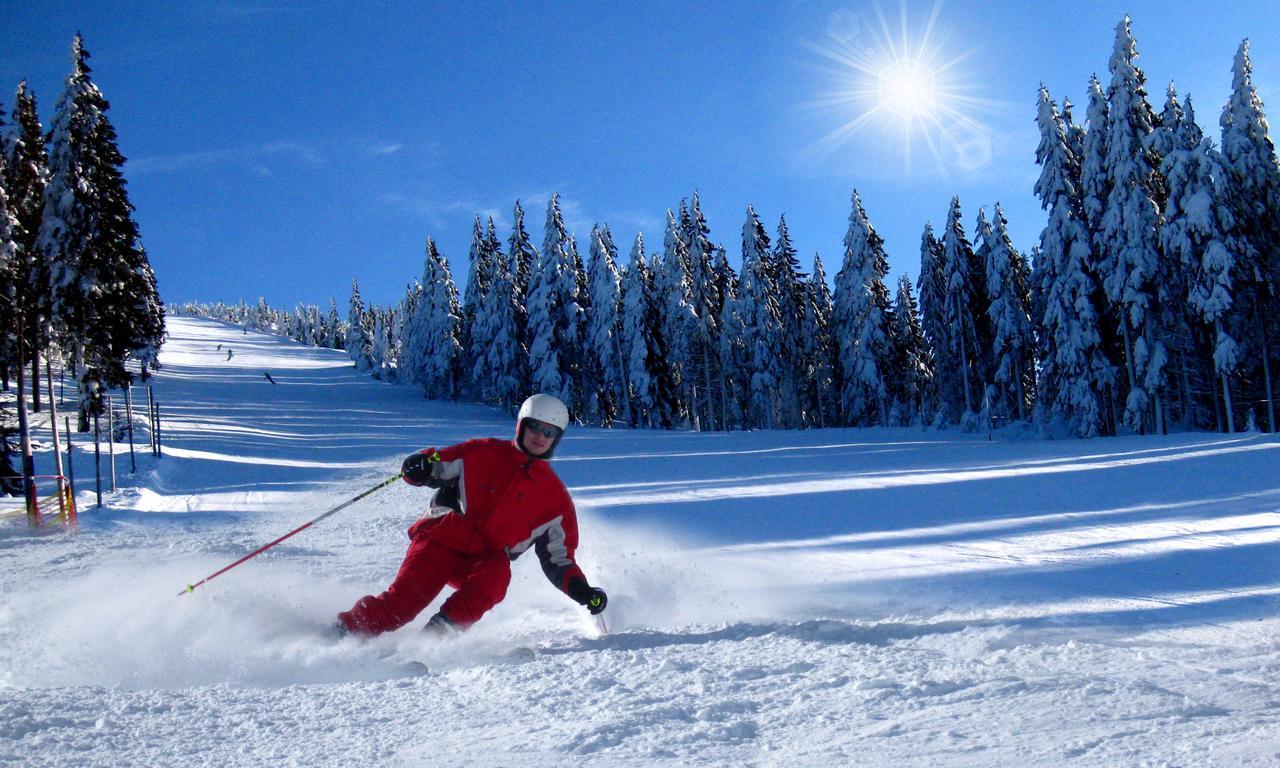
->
<box><xmin>178</xmin><ymin>472</ymin><xmax>403</xmax><ymax>597</ymax></box>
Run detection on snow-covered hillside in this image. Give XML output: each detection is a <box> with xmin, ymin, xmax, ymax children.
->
<box><xmin>3</xmin><ymin>317</ymin><xmax>1279</xmax><ymax>766</ymax></box>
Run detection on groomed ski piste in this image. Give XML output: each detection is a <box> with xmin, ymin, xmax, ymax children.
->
<box><xmin>3</xmin><ymin>316</ymin><xmax>1280</xmax><ymax>767</ymax></box>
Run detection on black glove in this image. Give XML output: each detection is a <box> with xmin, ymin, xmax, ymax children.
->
<box><xmin>401</xmin><ymin>451</ymin><xmax>441</xmax><ymax>485</ymax></box>
<box><xmin>567</xmin><ymin>578</ymin><xmax>608</xmax><ymax>615</ymax></box>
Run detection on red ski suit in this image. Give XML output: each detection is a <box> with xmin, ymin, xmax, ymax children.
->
<box><xmin>339</xmin><ymin>438</ymin><xmax>587</xmax><ymax>635</ymax></box>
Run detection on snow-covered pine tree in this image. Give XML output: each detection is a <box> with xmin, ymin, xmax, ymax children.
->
<box><xmin>326</xmin><ymin>298</ymin><xmax>343</xmax><ymax>350</ymax></box>
<box><xmin>683</xmin><ymin>192</ymin><xmax>724</xmax><ymax>430</ymax></box>
<box><xmin>5</xmin><ymin>82</ymin><xmax>50</xmax><ymax>409</ymax></box>
<box><xmin>1099</xmin><ymin>16</ymin><xmax>1167</xmax><ymax>434</ymax></box>
<box><xmin>968</xmin><ymin>207</ymin><xmax>996</xmax><ymax>398</ymax></box>
<box><xmin>406</xmin><ymin>238</ymin><xmax>462</xmax><ymax>399</ymax></box>
<box><xmin>346</xmin><ymin>280</ymin><xmax>373</xmax><ymax>371</ymax></box>
<box><xmin>709</xmin><ymin>246</ymin><xmax>742</xmax><ymax>429</ymax></box>
<box><xmin>654</xmin><ymin>209</ymin><xmax>696</xmax><ymax>426</ymax></box>
<box><xmin>801</xmin><ymin>254</ymin><xmax>838</xmax><ymax>428</ymax></box>
<box><xmin>1161</xmin><ymin>95</ymin><xmax>1243</xmax><ymax>431</ymax></box>
<box><xmin>738</xmin><ymin>205</ymin><xmax>784</xmax><ymax>429</ymax></box>
<box><xmin>1034</xmin><ymin>85</ymin><xmax>1113</xmax><ymax>437</ymax></box>
<box><xmin>916</xmin><ymin>222</ymin><xmax>949</xmax><ymax>424</ymax></box>
<box><xmin>470</xmin><ymin>232</ymin><xmax>525</xmax><ymax>411</ymax></box>
<box><xmin>0</xmin><ymin>103</ymin><xmax>14</xmax><ymax>388</ymax></box>
<box><xmin>369</xmin><ymin>308</ymin><xmax>389</xmax><ymax>380</ymax></box>
<box><xmin>1220</xmin><ymin>39</ymin><xmax>1280</xmax><ymax>432</ymax></box>
<box><xmin>460</xmin><ymin>216</ymin><xmax>492</xmax><ymax>396</ymax></box>
<box><xmin>1062</xmin><ymin>97</ymin><xmax>1087</xmax><ymax>171</ymax></box>
<box><xmin>890</xmin><ymin>274</ymin><xmax>933</xmax><ymax>426</ymax></box>
<box><xmin>566</xmin><ymin>232</ymin><xmax>591</xmax><ymax>410</ymax></box>
<box><xmin>716</xmin><ymin>247</ymin><xmax>748</xmax><ymax>431</ymax></box>
<box><xmin>585</xmin><ymin>225</ymin><xmax>624</xmax><ymax>425</ymax></box>
<box><xmin>1081</xmin><ymin>76</ymin><xmax>1111</xmax><ymax>238</ymax></box>
<box><xmin>833</xmin><ymin>190</ymin><xmax>894</xmax><ymax>425</ymax></box>
<box><xmin>769</xmin><ymin>215</ymin><xmax>808</xmax><ymax>428</ymax></box>
<box><xmin>39</xmin><ymin>35</ymin><xmax>164</xmax><ymax>426</ymax></box>
<box><xmin>508</xmin><ymin>200</ymin><xmax>536</xmax><ymax>352</ymax></box>
<box><xmin>1145</xmin><ymin>85</ymin><xmax>1204</xmax><ymax>429</ymax></box>
<box><xmin>939</xmin><ymin>197</ymin><xmax>982</xmax><ymax>426</ymax></box>
<box><xmin>985</xmin><ymin>203</ymin><xmax>1035</xmax><ymax>422</ymax></box>
<box><xmin>618</xmin><ymin>234</ymin><xmax>657</xmax><ymax>427</ymax></box>
<box><xmin>525</xmin><ymin>195</ymin><xmax>576</xmax><ymax>410</ymax></box>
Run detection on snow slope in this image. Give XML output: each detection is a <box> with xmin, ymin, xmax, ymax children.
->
<box><xmin>3</xmin><ymin>317</ymin><xmax>1280</xmax><ymax>766</ymax></box>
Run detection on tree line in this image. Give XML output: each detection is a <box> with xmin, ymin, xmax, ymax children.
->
<box><xmin>179</xmin><ymin>17</ymin><xmax>1279</xmax><ymax>438</ymax></box>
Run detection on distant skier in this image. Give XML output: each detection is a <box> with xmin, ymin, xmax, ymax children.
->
<box><xmin>216</xmin><ymin>344</ymin><xmax>222</xmax><ymax>351</ymax></box>
<box><xmin>264</xmin><ymin>372</ymin><xmax>276</xmax><ymax>384</ymax></box>
<box><xmin>226</xmin><ymin>349</ymin><xmax>233</xmax><ymax>360</ymax></box>
<box><xmin>336</xmin><ymin>394</ymin><xmax>607</xmax><ymax>636</ymax></box>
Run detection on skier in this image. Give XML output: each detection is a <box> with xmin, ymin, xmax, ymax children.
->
<box><xmin>336</xmin><ymin>394</ymin><xmax>607</xmax><ymax>636</ymax></box>
<box><xmin>264</xmin><ymin>372</ymin><xmax>276</xmax><ymax>384</ymax></box>
<box><xmin>226</xmin><ymin>348</ymin><xmax>234</xmax><ymax>360</ymax></box>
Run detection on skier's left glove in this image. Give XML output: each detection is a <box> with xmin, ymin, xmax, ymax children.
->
<box><xmin>567</xmin><ymin>578</ymin><xmax>607</xmax><ymax>615</ymax></box>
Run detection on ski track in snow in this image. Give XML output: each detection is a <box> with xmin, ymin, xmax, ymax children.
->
<box><xmin>3</xmin><ymin>317</ymin><xmax>1280</xmax><ymax>766</ymax></box>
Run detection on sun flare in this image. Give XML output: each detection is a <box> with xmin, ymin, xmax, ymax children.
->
<box><xmin>877</xmin><ymin>57</ymin><xmax>938</xmax><ymax>119</ymax></box>
<box><xmin>806</xmin><ymin>0</ymin><xmax>1000</xmax><ymax>175</ymax></box>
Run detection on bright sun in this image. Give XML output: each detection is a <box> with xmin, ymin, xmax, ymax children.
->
<box><xmin>806</xmin><ymin>0</ymin><xmax>999</xmax><ymax>175</ymax></box>
<box><xmin>877</xmin><ymin>57</ymin><xmax>938</xmax><ymax>119</ymax></box>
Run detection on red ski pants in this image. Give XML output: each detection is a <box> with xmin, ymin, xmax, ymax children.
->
<box><xmin>338</xmin><ymin>529</ymin><xmax>511</xmax><ymax>636</ymax></box>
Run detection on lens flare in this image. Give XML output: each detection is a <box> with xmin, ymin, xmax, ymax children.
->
<box><xmin>804</xmin><ymin>0</ymin><xmax>1002</xmax><ymax>176</ymax></box>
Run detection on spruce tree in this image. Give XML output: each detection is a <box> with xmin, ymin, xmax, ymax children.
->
<box><xmin>40</xmin><ymin>35</ymin><xmax>165</xmax><ymax>426</ymax></box>
<box><xmin>801</xmin><ymin>254</ymin><xmax>838</xmax><ymax>428</ymax></box>
<box><xmin>739</xmin><ymin>206</ymin><xmax>783</xmax><ymax>429</ymax></box>
<box><xmin>771</xmin><ymin>214</ymin><xmax>808</xmax><ymax>427</ymax></box>
<box><xmin>585</xmin><ymin>225</ymin><xmax>624</xmax><ymax>425</ymax></box>
<box><xmin>684</xmin><ymin>192</ymin><xmax>723</xmax><ymax>430</ymax></box>
<box><xmin>1163</xmin><ymin>96</ymin><xmax>1243</xmax><ymax>430</ymax></box>
<box><xmin>717</xmin><ymin>250</ymin><xmax>748</xmax><ymax>431</ymax></box>
<box><xmin>714</xmin><ymin>247</ymin><xmax>745</xmax><ymax>429</ymax></box>
<box><xmin>654</xmin><ymin>209</ymin><xmax>696</xmax><ymax>426</ymax></box>
<box><xmin>833</xmin><ymin>190</ymin><xmax>894</xmax><ymax>425</ymax></box>
<box><xmin>985</xmin><ymin>204</ymin><xmax>1035</xmax><ymax>421</ymax></box>
<box><xmin>408</xmin><ymin>238</ymin><xmax>462</xmax><ymax>399</ymax></box>
<box><xmin>525</xmin><ymin>195</ymin><xmax>575</xmax><ymax>410</ymax></box>
<box><xmin>1220</xmin><ymin>39</ymin><xmax>1280</xmax><ymax>431</ymax></box>
<box><xmin>471</xmin><ymin>234</ymin><xmax>525</xmax><ymax>411</ymax></box>
<box><xmin>891</xmin><ymin>274</ymin><xmax>933</xmax><ymax>426</ymax></box>
<box><xmin>508</xmin><ymin>200</ymin><xmax>536</xmax><ymax>352</ymax></box>
<box><xmin>346</xmin><ymin>280</ymin><xmax>373</xmax><ymax>371</ymax></box>
<box><xmin>916</xmin><ymin>222</ymin><xmax>949</xmax><ymax>424</ymax></box>
<box><xmin>940</xmin><ymin>197</ymin><xmax>981</xmax><ymax>424</ymax></box>
<box><xmin>1098</xmin><ymin>17</ymin><xmax>1166</xmax><ymax>434</ymax></box>
<box><xmin>5</xmin><ymin>82</ymin><xmax>50</xmax><ymax>409</ymax></box>
<box><xmin>460</xmin><ymin>216</ymin><xmax>492</xmax><ymax>395</ymax></box>
<box><xmin>619</xmin><ymin>234</ymin><xmax>656</xmax><ymax>427</ymax></box>
<box><xmin>1034</xmin><ymin>85</ymin><xmax>1112</xmax><ymax>437</ymax></box>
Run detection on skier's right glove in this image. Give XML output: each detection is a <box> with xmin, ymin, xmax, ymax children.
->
<box><xmin>401</xmin><ymin>451</ymin><xmax>442</xmax><ymax>486</ymax></box>
<box><xmin>567</xmin><ymin>578</ymin><xmax>608</xmax><ymax>615</ymax></box>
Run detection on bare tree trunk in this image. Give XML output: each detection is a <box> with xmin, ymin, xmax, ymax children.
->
<box><xmin>1014</xmin><ymin>351</ymin><xmax>1026</xmax><ymax>422</ymax></box>
<box><xmin>1259</xmin><ymin>300</ymin><xmax>1276</xmax><ymax>432</ymax></box>
<box><xmin>15</xmin><ymin>345</ymin><xmax>38</xmax><ymax>525</ymax></box>
<box><xmin>30</xmin><ymin>316</ymin><xmax>41</xmax><ymax>413</ymax></box>
<box><xmin>1214</xmin><ymin>319</ymin><xmax>1235</xmax><ymax>433</ymax></box>
<box><xmin>701</xmin><ymin>337</ymin><xmax>715</xmax><ymax>432</ymax></box>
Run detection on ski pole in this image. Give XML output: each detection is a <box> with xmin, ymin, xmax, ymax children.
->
<box><xmin>178</xmin><ymin>472</ymin><xmax>403</xmax><ymax>597</ymax></box>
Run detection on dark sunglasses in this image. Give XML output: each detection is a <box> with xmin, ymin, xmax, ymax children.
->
<box><xmin>524</xmin><ymin>420</ymin><xmax>562</xmax><ymax>439</ymax></box>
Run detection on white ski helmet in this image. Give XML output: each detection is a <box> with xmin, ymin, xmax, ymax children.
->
<box><xmin>516</xmin><ymin>393</ymin><xmax>569</xmax><ymax>458</ymax></box>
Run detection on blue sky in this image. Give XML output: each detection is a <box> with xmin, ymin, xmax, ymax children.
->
<box><xmin>2</xmin><ymin>1</ymin><xmax>1277</xmax><ymax>309</ymax></box>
